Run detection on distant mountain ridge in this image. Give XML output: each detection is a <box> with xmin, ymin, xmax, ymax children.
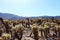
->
<box><xmin>0</xmin><ymin>13</ymin><xmax>60</xmax><ymax>20</ymax></box>
<box><xmin>0</xmin><ymin>13</ymin><xmax>25</xmax><ymax>20</ymax></box>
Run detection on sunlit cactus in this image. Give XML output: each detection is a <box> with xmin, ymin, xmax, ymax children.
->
<box><xmin>55</xmin><ymin>25</ymin><xmax>59</xmax><ymax>37</ymax></box>
<box><xmin>2</xmin><ymin>33</ymin><xmax>11</xmax><ymax>40</ymax></box>
<box><xmin>15</xmin><ymin>24</ymin><xmax>24</xmax><ymax>40</ymax></box>
<box><xmin>11</xmin><ymin>27</ymin><xmax>16</xmax><ymax>32</ymax></box>
<box><xmin>44</xmin><ymin>25</ymin><xmax>50</xmax><ymax>38</ymax></box>
<box><xmin>55</xmin><ymin>25</ymin><xmax>59</xmax><ymax>31</ymax></box>
<box><xmin>50</xmin><ymin>22</ymin><xmax>56</xmax><ymax>27</ymax></box>
<box><xmin>38</xmin><ymin>25</ymin><xmax>44</xmax><ymax>37</ymax></box>
<box><xmin>31</xmin><ymin>24</ymin><xmax>39</xmax><ymax>40</ymax></box>
<box><xmin>15</xmin><ymin>24</ymin><xmax>24</xmax><ymax>31</ymax></box>
<box><xmin>0</xmin><ymin>37</ymin><xmax>3</xmax><ymax>40</ymax></box>
<box><xmin>58</xmin><ymin>25</ymin><xmax>60</xmax><ymax>37</ymax></box>
<box><xmin>39</xmin><ymin>26</ymin><xmax>43</xmax><ymax>31</ymax></box>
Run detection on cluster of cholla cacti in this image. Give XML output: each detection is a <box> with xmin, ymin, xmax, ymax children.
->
<box><xmin>0</xmin><ymin>17</ymin><xmax>60</xmax><ymax>40</ymax></box>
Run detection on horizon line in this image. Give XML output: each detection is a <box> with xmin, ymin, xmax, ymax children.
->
<box><xmin>0</xmin><ymin>12</ymin><xmax>60</xmax><ymax>17</ymax></box>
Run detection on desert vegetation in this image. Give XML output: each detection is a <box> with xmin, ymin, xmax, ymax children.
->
<box><xmin>0</xmin><ymin>17</ymin><xmax>60</xmax><ymax>40</ymax></box>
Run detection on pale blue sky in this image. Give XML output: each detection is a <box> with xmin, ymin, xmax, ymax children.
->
<box><xmin>0</xmin><ymin>0</ymin><xmax>60</xmax><ymax>17</ymax></box>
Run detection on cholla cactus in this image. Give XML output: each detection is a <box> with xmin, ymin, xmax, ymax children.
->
<box><xmin>12</xmin><ymin>27</ymin><xmax>16</xmax><ymax>31</ymax></box>
<box><xmin>15</xmin><ymin>24</ymin><xmax>24</xmax><ymax>31</ymax></box>
<box><xmin>58</xmin><ymin>25</ymin><xmax>60</xmax><ymax>37</ymax></box>
<box><xmin>44</xmin><ymin>25</ymin><xmax>50</xmax><ymax>38</ymax></box>
<box><xmin>55</xmin><ymin>25</ymin><xmax>59</xmax><ymax>31</ymax></box>
<box><xmin>31</xmin><ymin>24</ymin><xmax>39</xmax><ymax>40</ymax></box>
<box><xmin>55</xmin><ymin>25</ymin><xmax>59</xmax><ymax>36</ymax></box>
<box><xmin>38</xmin><ymin>26</ymin><xmax>44</xmax><ymax>37</ymax></box>
<box><xmin>15</xmin><ymin>24</ymin><xmax>24</xmax><ymax>40</ymax></box>
<box><xmin>31</xmin><ymin>24</ymin><xmax>37</xmax><ymax>28</ymax></box>
<box><xmin>2</xmin><ymin>33</ymin><xmax>11</xmax><ymax>40</ymax></box>
<box><xmin>0</xmin><ymin>37</ymin><xmax>3</xmax><ymax>40</ymax></box>
<box><xmin>50</xmin><ymin>22</ymin><xmax>56</xmax><ymax>27</ymax></box>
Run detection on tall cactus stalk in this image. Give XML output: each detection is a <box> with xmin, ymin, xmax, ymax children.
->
<box><xmin>32</xmin><ymin>24</ymin><xmax>39</xmax><ymax>40</ymax></box>
<box><xmin>39</xmin><ymin>26</ymin><xmax>43</xmax><ymax>37</ymax></box>
<box><xmin>55</xmin><ymin>25</ymin><xmax>59</xmax><ymax>37</ymax></box>
<box><xmin>15</xmin><ymin>24</ymin><xmax>24</xmax><ymax>40</ymax></box>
